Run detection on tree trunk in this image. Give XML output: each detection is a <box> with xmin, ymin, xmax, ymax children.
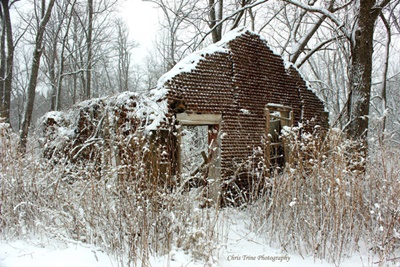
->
<box><xmin>49</xmin><ymin>41</ymin><xmax>57</xmax><ymax>111</ymax></box>
<box><xmin>0</xmin><ymin>7</ymin><xmax>6</xmax><ymax>120</ymax></box>
<box><xmin>209</xmin><ymin>0</ymin><xmax>223</xmax><ymax>43</ymax></box>
<box><xmin>346</xmin><ymin>0</ymin><xmax>383</xmax><ymax>142</ymax></box>
<box><xmin>55</xmin><ymin>0</ymin><xmax>77</xmax><ymax>111</ymax></box>
<box><xmin>19</xmin><ymin>0</ymin><xmax>56</xmax><ymax>152</ymax></box>
<box><xmin>0</xmin><ymin>0</ymin><xmax>14</xmax><ymax>124</ymax></box>
<box><xmin>85</xmin><ymin>0</ymin><xmax>93</xmax><ymax>99</ymax></box>
<box><xmin>379</xmin><ymin>12</ymin><xmax>391</xmax><ymax>141</ymax></box>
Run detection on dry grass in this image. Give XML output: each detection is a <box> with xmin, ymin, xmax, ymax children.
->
<box><xmin>0</xmin><ymin>122</ymin><xmax>225</xmax><ymax>266</ymax></box>
<box><xmin>1</xmin><ymin>122</ymin><xmax>399</xmax><ymax>266</ymax></box>
<box><xmin>249</xmin><ymin>127</ymin><xmax>400</xmax><ymax>266</ymax></box>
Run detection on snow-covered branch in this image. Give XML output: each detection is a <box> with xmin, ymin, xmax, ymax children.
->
<box><xmin>283</xmin><ymin>0</ymin><xmax>348</xmax><ymax>36</ymax></box>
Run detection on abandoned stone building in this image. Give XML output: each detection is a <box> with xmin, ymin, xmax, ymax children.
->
<box><xmin>150</xmin><ymin>29</ymin><xmax>327</xmax><ymax>201</ymax></box>
<box><xmin>41</xmin><ymin>28</ymin><xmax>327</xmax><ymax>204</ymax></box>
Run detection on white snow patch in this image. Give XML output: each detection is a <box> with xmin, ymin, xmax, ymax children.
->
<box><xmin>136</xmin><ymin>95</ymin><xmax>169</xmax><ymax>133</ymax></box>
<box><xmin>240</xmin><ymin>108</ymin><xmax>251</xmax><ymax>114</ymax></box>
<box><xmin>284</xmin><ymin>60</ymin><xmax>295</xmax><ymax>70</ymax></box>
<box><xmin>0</xmin><ymin>237</ymin><xmax>115</xmax><ymax>267</ymax></box>
<box><xmin>0</xmin><ymin>209</ymin><xmax>379</xmax><ymax>267</ymax></box>
<box><xmin>74</xmin><ymin>96</ymin><xmax>107</xmax><ymax>109</ymax></box>
<box><xmin>41</xmin><ymin>111</ymin><xmax>65</xmax><ymax>124</ymax></box>
<box><xmin>114</xmin><ymin>91</ymin><xmax>139</xmax><ymax>106</ymax></box>
<box><xmin>289</xmin><ymin>198</ymin><xmax>297</xmax><ymax>207</ymax></box>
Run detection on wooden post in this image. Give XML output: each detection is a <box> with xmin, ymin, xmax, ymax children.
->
<box><xmin>176</xmin><ymin>125</ymin><xmax>183</xmax><ymax>184</ymax></box>
<box><xmin>207</xmin><ymin>124</ymin><xmax>221</xmax><ymax>206</ymax></box>
<box><xmin>265</xmin><ymin>108</ymin><xmax>271</xmax><ymax>171</ymax></box>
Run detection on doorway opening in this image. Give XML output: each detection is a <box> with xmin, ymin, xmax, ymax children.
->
<box><xmin>180</xmin><ymin>125</ymin><xmax>209</xmax><ymax>179</ymax></box>
<box><xmin>176</xmin><ymin>113</ymin><xmax>222</xmax><ymax>203</ymax></box>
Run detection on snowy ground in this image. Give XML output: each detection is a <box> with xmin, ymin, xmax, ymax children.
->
<box><xmin>0</xmin><ymin>237</ymin><xmax>114</xmax><ymax>267</ymax></box>
<box><xmin>0</xmin><ymin>210</ymin><xmax>381</xmax><ymax>267</ymax></box>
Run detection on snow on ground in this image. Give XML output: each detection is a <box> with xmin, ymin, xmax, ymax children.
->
<box><xmin>0</xmin><ymin>210</ymin><xmax>374</xmax><ymax>267</ymax></box>
<box><xmin>0</xmin><ymin>237</ymin><xmax>115</xmax><ymax>267</ymax></box>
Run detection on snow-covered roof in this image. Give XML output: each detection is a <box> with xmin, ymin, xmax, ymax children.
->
<box><xmin>147</xmin><ymin>28</ymin><xmax>257</xmax><ymax>131</ymax></box>
<box><xmin>153</xmin><ymin>28</ymin><xmax>250</xmax><ymax>93</ymax></box>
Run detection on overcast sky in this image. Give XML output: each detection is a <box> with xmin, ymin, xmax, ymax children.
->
<box><xmin>120</xmin><ymin>0</ymin><xmax>159</xmax><ymax>64</ymax></box>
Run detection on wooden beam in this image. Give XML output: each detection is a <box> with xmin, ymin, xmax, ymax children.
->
<box><xmin>266</xmin><ymin>103</ymin><xmax>292</xmax><ymax>112</ymax></box>
<box><xmin>176</xmin><ymin>113</ymin><xmax>222</xmax><ymax>125</ymax></box>
<box><xmin>270</xmin><ymin>114</ymin><xmax>292</xmax><ymax>121</ymax></box>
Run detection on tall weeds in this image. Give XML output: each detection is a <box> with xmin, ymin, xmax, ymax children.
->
<box><xmin>1</xmin><ymin>120</ymin><xmax>399</xmax><ymax>266</ymax></box>
<box><xmin>0</xmin><ymin>122</ymin><xmax>225</xmax><ymax>266</ymax></box>
<box><xmin>249</xmin><ymin>127</ymin><xmax>400</xmax><ymax>266</ymax></box>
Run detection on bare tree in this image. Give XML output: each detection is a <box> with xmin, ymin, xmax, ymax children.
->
<box><xmin>0</xmin><ymin>0</ymin><xmax>17</xmax><ymax>124</ymax></box>
<box><xmin>42</xmin><ymin>0</ymin><xmax>78</xmax><ymax>111</ymax></box>
<box><xmin>41</xmin><ymin>0</ymin><xmax>118</xmax><ymax>110</ymax></box>
<box><xmin>148</xmin><ymin>0</ymin><xmax>202</xmax><ymax>69</ymax></box>
<box><xmin>378</xmin><ymin>12</ymin><xmax>391</xmax><ymax>140</ymax></box>
<box><xmin>345</xmin><ymin>0</ymin><xmax>391</xmax><ymax>143</ymax></box>
<box><xmin>114</xmin><ymin>18</ymin><xmax>137</xmax><ymax>92</ymax></box>
<box><xmin>85</xmin><ymin>0</ymin><xmax>93</xmax><ymax>99</ymax></box>
<box><xmin>140</xmin><ymin>47</ymin><xmax>164</xmax><ymax>90</ymax></box>
<box><xmin>55</xmin><ymin>0</ymin><xmax>78</xmax><ymax>110</ymax></box>
<box><xmin>273</xmin><ymin>0</ymin><xmax>396</xmax><ymax>155</ymax></box>
<box><xmin>20</xmin><ymin>0</ymin><xmax>56</xmax><ymax>151</ymax></box>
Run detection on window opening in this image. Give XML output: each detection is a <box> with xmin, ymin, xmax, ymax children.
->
<box><xmin>265</xmin><ymin>104</ymin><xmax>293</xmax><ymax>172</ymax></box>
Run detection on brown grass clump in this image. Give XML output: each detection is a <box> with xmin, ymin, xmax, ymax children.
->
<box><xmin>249</xmin><ymin>127</ymin><xmax>400</xmax><ymax>266</ymax></box>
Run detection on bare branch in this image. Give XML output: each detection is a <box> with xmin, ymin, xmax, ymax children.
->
<box><xmin>230</xmin><ymin>0</ymin><xmax>253</xmax><ymax>30</ymax></box>
<box><xmin>289</xmin><ymin>14</ymin><xmax>326</xmax><ymax>63</ymax></box>
<box><xmin>195</xmin><ymin>0</ymin><xmax>270</xmax><ymax>49</ymax></box>
<box><xmin>258</xmin><ymin>4</ymin><xmax>285</xmax><ymax>33</ymax></box>
<box><xmin>296</xmin><ymin>35</ymin><xmax>345</xmax><ymax>68</ymax></box>
<box><xmin>282</xmin><ymin>0</ymin><xmax>347</xmax><ymax>36</ymax></box>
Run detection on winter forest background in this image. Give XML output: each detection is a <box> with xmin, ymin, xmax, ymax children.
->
<box><xmin>0</xmin><ymin>0</ymin><xmax>399</xmax><ymax>145</ymax></box>
<box><xmin>1</xmin><ymin>0</ymin><xmax>400</xmax><ymax>266</ymax></box>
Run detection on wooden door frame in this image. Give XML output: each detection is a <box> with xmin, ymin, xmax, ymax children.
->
<box><xmin>176</xmin><ymin>113</ymin><xmax>222</xmax><ymax>205</ymax></box>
